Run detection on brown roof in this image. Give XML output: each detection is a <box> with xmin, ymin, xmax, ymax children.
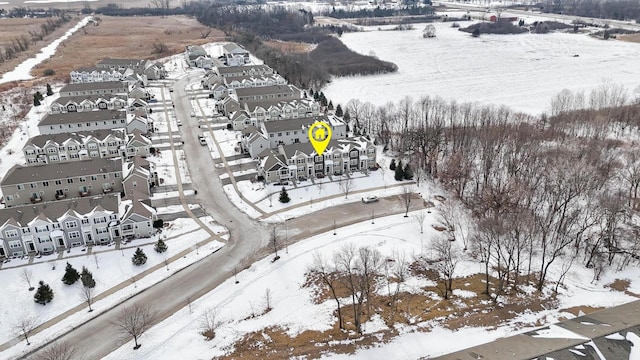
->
<box><xmin>39</xmin><ymin>110</ymin><xmax>126</xmax><ymax>126</ymax></box>
<box><xmin>2</xmin><ymin>158</ymin><xmax>122</xmax><ymax>186</ymax></box>
<box><xmin>59</xmin><ymin>81</ymin><xmax>127</xmax><ymax>93</ymax></box>
<box><xmin>235</xmin><ymin>84</ymin><xmax>300</xmax><ymax>98</ymax></box>
<box><xmin>25</xmin><ymin>129</ymin><xmax>126</xmax><ymax>148</ymax></box>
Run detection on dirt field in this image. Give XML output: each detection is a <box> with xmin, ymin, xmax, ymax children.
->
<box><xmin>0</xmin><ymin>17</ymin><xmax>79</xmax><ymax>80</ymax></box>
<box><xmin>619</xmin><ymin>33</ymin><xmax>640</xmax><ymax>43</ymax></box>
<box><xmin>0</xmin><ymin>0</ymin><xmax>152</xmax><ymax>11</ymax></box>
<box><xmin>264</xmin><ymin>40</ymin><xmax>316</xmax><ymax>54</ymax></box>
<box><xmin>32</xmin><ymin>15</ymin><xmax>226</xmax><ymax>82</ymax></box>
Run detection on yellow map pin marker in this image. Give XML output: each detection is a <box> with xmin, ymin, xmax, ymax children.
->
<box><xmin>308</xmin><ymin>121</ymin><xmax>332</xmax><ymax>156</ymax></box>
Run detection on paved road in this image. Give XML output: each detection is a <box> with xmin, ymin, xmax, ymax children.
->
<box><xmin>23</xmin><ymin>71</ymin><xmax>427</xmax><ymax>359</ymax></box>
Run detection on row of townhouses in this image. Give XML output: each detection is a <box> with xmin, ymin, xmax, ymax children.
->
<box><xmin>0</xmin><ymin>58</ymin><xmax>164</xmax><ymax>258</ymax></box>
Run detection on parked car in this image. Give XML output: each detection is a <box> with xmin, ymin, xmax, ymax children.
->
<box><xmin>176</xmin><ymin>120</ymin><xmax>182</xmax><ymax>126</ymax></box>
<box><xmin>198</xmin><ymin>135</ymin><xmax>206</xmax><ymax>146</ymax></box>
<box><xmin>362</xmin><ymin>195</ymin><xmax>379</xmax><ymax>204</ymax></box>
<box><xmin>169</xmin><ymin>88</ymin><xmax>174</xmax><ymax>92</ymax></box>
<box><xmin>190</xmin><ymin>112</ymin><xmax>195</xmax><ymax>117</ymax></box>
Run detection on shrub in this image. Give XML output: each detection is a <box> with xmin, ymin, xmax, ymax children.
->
<box><xmin>43</xmin><ymin>69</ymin><xmax>55</xmax><ymax>76</ymax></box>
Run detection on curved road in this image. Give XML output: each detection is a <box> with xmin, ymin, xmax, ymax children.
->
<box><xmin>23</xmin><ymin>72</ymin><xmax>426</xmax><ymax>359</ymax></box>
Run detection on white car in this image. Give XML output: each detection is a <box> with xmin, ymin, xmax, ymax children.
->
<box><xmin>362</xmin><ymin>195</ymin><xmax>379</xmax><ymax>204</ymax></box>
<box><xmin>176</xmin><ymin>120</ymin><xmax>182</xmax><ymax>126</ymax></box>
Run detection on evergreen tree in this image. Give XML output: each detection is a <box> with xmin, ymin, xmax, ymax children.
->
<box><xmin>343</xmin><ymin>111</ymin><xmax>351</xmax><ymax>122</ymax></box>
<box><xmin>320</xmin><ymin>93</ymin><xmax>328</xmax><ymax>107</ymax></box>
<box><xmin>61</xmin><ymin>262</ymin><xmax>80</xmax><ymax>285</ymax></box>
<box><xmin>335</xmin><ymin>104</ymin><xmax>343</xmax><ymax>117</ymax></box>
<box><xmin>80</xmin><ymin>266</ymin><xmax>96</xmax><ymax>288</ymax></box>
<box><xmin>35</xmin><ymin>91</ymin><xmax>44</xmax><ymax>101</ymax></box>
<box><xmin>403</xmin><ymin>163</ymin><xmax>414</xmax><ymax>180</ymax></box>
<box><xmin>279</xmin><ymin>187</ymin><xmax>290</xmax><ymax>203</ymax></box>
<box><xmin>33</xmin><ymin>94</ymin><xmax>41</xmax><ymax>106</ymax></box>
<box><xmin>328</xmin><ymin>100</ymin><xmax>334</xmax><ymax>110</ymax></box>
<box><xmin>154</xmin><ymin>239</ymin><xmax>168</xmax><ymax>253</ymax></box>
<box><xmin>132</xmin><ymin>248</ymin><xmax>147</xmax><ymax>266</ymax></box>
<box><xmin>46</xmin><ymin>83</ymin><xmax>53</xmax><ymax>96</ymax></box>
<box><xmin>395</xmin><ymin>160</ymin><xmax>405</xmax><ymax>181</ymax></box>
<box><xmin>472</xmin><ymin>28</ymin><xmax>480</xmax><ymax>37</ymax></box>
<box><xmin>309</xmin><ymin>88</ymin><xmax>315</xmax><ymax>97</ymax></box>
<box><xmin>34</xmin><ymin>281</ymin><xmax>54</xmax><ymax>305</ymax></box>
<box><xmin>389</xmin><ymin>159</ymin><xmax>396</xmax><ymax>171</ymax></box>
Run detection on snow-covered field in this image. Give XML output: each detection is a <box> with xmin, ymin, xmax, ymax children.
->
<box><xmin>103</xmin><ymin>210</ymin><xmax>640</xmax><ymax>360</ymax></box>
<box><xmin>323</xmin><ymin>22</ymin><xmax>640</xmax><ymax>115</ymax></box>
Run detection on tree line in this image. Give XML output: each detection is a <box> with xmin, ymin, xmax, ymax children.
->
<box><xmin>541</xmin><ymin>0</ymin><xmax>640</xmax><ymax>22</ymax></box>
<box><xmin>341</xmin><ymin>84</ymin><xmax>640</xmax><ymax>299</ymax></box>
<box><xmin>322</xmin><ymin>4</ymin><xmax>435</xmax><ymax>19</ymax></box>
<box><xmin>0</xmin><ymin>12</ymin><xmax>71</xmax><ymax>65</ymax></box>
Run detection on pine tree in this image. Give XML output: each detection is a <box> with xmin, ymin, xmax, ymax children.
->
<box><xmin>343</xmin><ymin>111</ymin><xmax>351</xmax><ymax>122</ymax></box>
<box><xmin>279</xmin><ymin>187</ymin><xmax>290</xmax><ymax>203</ymax></box>
<box><xmin>61</xmin><ymin>262</ymin><xmax>80</xmax><ymax>285</ymax></box>
<box><xmin>80</xmin><ymin>266</ymin><xmax>96</xmax><ymax>288</ymax></box>
<box><xmin>395</xmin><ymin>160</ymin><xmax>405</xmax><ymax>181</ymax></box>
<box><xmin>389</xmin><ymin>159</ymin><xmax>396</xmax><ymax>171</ymax></box>
<box><xmin>132</xmin><ymin>248</ymin><xmax>147</xmax><ymax>266</ymax></box>
<box><xmin>335</xmin><ymin>104</ymin><xmax>343</xmax><ymax>117</ymax></box>
<box><xmin>403</xmin><ymin>163</ymin><xmax>414</xmax><ymax>180</ymax></box>
<box><xmin>33</xmin><ymin>94</ymin><xmax>41</xmax><ymax>106</ymax></box>
<box><xmin>154</xmin><ymin>239</ymin><xmax>168</xmax><ymax>253</ymax></box>
<box><xmin>34</xmin><ymin>281</ymin><xmax>54</xmax><ymax>305</ymax></box>
<box><xmin>309</xmin><ymin>88</ymin><xmax>315</xmax><ymax>97</ymax></box>
<box><xmin>36</xmin><ymin>91</ymin><xmax>44</xmax><ymax>101</ymax></box>
<box><xmin>46</xmin><ymin>83</ymin><xmax>53</xmax><ymax>96</ymax></box>
<box><xmin>328</xmin><ymin>100</ymin><xmax>334</xmax><ymax>110</ymax></box>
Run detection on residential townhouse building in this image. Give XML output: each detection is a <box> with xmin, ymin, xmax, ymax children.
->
<box><xmin>215</xmin><ymin>64</ymin><xmax>274</xmax><ymax>78</ymax></box>
<box><xmin>96</xmin><ymin>58</ymin><xmax>165</xmax><ymax>80</ymax></box>
<box><xmin>233</xmin><ymin>84</ymin><xmax>302</xmax><ymax>102</ymax></box>
<box><xmin>228</xmin><ymin>99</ymin><xmax>321</xmax><ymax>130</ymax></box>
<box><xmin>59</xmin><ymin>81</ymin><xmax>128</xmax><ymax>98</ymax></box>
<box><xmin>22</xmin><ymin>130</ymin><xmax>151</xmax><ymax>165</ymax></box>
<box><xmin>185</xmin><ymin>45</ymin><xmax>213</xmax><ymax>69</ymax></box>
<box><xmin>38</xmin><ymin>110</ymin><xmax>152</xmax><ymax>135</ymax></box>
<box><xmin>221</xmin><ymin>42</ymin><xmax>250</xmax><ymax>66</ymax></box>
<box><xmin>0</xmin><ymin>194</ymin><xmax>157</xmax><ymax>257</ymax></box>
<box><xmin>257</xmin><ymin>137</ymin><xmax>377</xmax><ymax>183</ymax></box>
<box><xmin>240</xmin><ymin>115</ymin><xmax>346</xmax><ymax>158</ymax></box>
<box><xmin>50</xmin><ymin>95</ymin><xmax>127</xmax><ymax>114</ymax></box>
<box><xmin>1</xmin><ymin>158</ymin><xmax>124</xmax><ymax>207</ymax></box>
<box><xmin>69</xmin><ymin>66</ymin><xmax>126</xmax><ymax>83</ymax></box>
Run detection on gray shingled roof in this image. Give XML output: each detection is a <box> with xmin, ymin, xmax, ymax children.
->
<box><xmin>52</xmin><ymin>94</ymin><xmax>126</xmax><ymax>106</ymax></box>
<box><xmin>235</xmin><ymin>85</ymin><xmax>299</xmax><ymax>97</ymax></box>
<box><xmin>59</xmin><ymin>81</ymin><xmax>126</xmax><ymax>93</ymax></box>
<box><xmin>262</xmin><ymin>115</ymin><xmax>329</xmax><ymax>133</ymax></box>
<box><xmin>216</xmin><ymin>64</ymin><xmax>272</xmax><ymax>75</ymax></box>
<box><xmin>0</xmin><ymin>194</ymin><xmax>119</xmax><ymax>226</ymax></box>
<box><xmin>96</xmin><ymin>58</ymin><xmax>147</xmax><ymax>67</ymax></box>
<box><xmin>25</xmin><ymin>129</ymin><xmax>125</xmax><ymax>148</ymax></box>
<box><xmin>242</xmin><ymin>98</ymin><xmax>313</xmax><ymax>112</ymax></box>
<box><xmin>39</xmin><ymin>110</ymin><xmax>126</xmax><ymax>126</ymax></box>
<box><xmin>2</xmin><ymin>158</ymin><xmax>122</xmax><ymax>186</ymax></box>
<box><xmin>74</xmin><ymin>66</ymin><xmax>119</xmax><ymax>73</ymax></box>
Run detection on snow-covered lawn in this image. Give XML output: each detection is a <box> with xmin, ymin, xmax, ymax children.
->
<box><xmin>102</xmin><ymin>210</ymin><xmax>640</xmax><ymax>360</ymax></box>
<box><xmin>323</xmin><ymin>22</ymin><xmax>640</xmax><ymax>115</ymax></box>
<box><xmin>0</xmin><ymin>217</ymin><xmax>226</xmax><ymax>350</ymax></box>
<box><xmin>211</xmin><ymin>129</ymin><xmax>241</xmax><ymax>158</ymax></box>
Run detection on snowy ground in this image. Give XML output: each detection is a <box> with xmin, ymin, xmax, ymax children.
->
<box><xmin>0</xmin><ymin>16</ymin><xmax>92</xmax><ymax>84</ymax></box>
<box><xmin>0</xmin><ymin>217</ymin><xmax>227</xmax><ymax>352</ymax></box>
<box><xmin>323</xmin><ymin>22</ymin><xmax>640</xmax><ymax>115</ymax></box>
<box><xmin>102</xmin><ymin>209</ymin><xmax>640</xmax><ymax>360</ymax></box>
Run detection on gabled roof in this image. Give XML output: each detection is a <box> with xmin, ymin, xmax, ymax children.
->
<box><xmin>216</xmin><ymin>64</ymin><xmax>272</xmax><ymax>75</ymax></box>
<box><xmin>51</xmin><ymin>94</ymin><xmax>126</xmax><ymax>107</ymax></box>
<box><xmin>235</xmin><ymin>84</ymin><xmax>300</xmax><ymax>98</ymax></box>
<box><xmin>262</xmin><ymin>115</ymin><xmax>330</xmax><ymax>133</ymax></box>
<box><xmin>39</xmin><ymin>110</ymin><xmax>126</xmax><ymax>126</ymax></box>
<box><xmin>223</xmin><ymin>42</ymin><xmax>249</xmax><ymax>54</ymax></box>
<box><xmin>2</xmin><ymin>158</ymin><xmax>122</xmax><ymax>186</ymax></box>
<box><xmin>259</xmin><ymin>151</ymin><xmax>287</xmax><ymax>172</ymax></box>
<box><xmin>122</xmin><ymin>199</ymin><xmax>155</xmax><ymax>219</ymax></box>
<box><xmin>25</xmin><ymin>129</ymin><xmax>126</xmax><ymax>148</ymax></box>
<box><xmin>96</xmin><ymin>58</ymin><xmax>149</xmax><ymax>67</ymax></box>
<box><xmin>60</xmin><ymin>81</ymin><xmax>127</xmax><ymax>93</ymax></box>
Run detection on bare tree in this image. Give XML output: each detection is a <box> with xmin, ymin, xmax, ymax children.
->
<box><xmin>401</xmin><ymin>185</ymin><xmax>415</xmax><ymax>217</ymax></box>
<box><xmin>93</xmin><ymin>253</ymin><xmax>99</xmax><ymax>269</ymax></box>
<box><xmin>338</xmin><ymin>176</ymin><xmax>355</xmax><ymax>199</ymax></box>
<box><xmin>33</xmin><ymin>341</ymin><xmax>77</xmax><ymax>360</ymax></box>
<box><xmin>263</xmin><ymin>288</ymin><xmax>272</xmax><ymax>313</ymax></box>
<box><xmin>308</xmin><ymin>253</ymin><xmax>344</xmax><ymax>330</ymax></box>
<box><xmin>413</xmin><ymin>211</ymin><xmax>426</xmax><ymax>234</ymax></box>
<box><xmin>112</xmin><ymin>304</ymin><xmax>156</xmax><ymax>350</ymax></box>
<box><xmin>431</xmin><ymin>236</ymin><xmax>460</xmax><ymax>300</ymax></box>
<box><xmin>14</xmin><ymin>313</ymin><xmax>38</xmax><ymax>345</ymax></box>
<box><xmin>384</xmin><ymin>250</ymin><xmax>408</xmax><ymax>322</ymax></box>
<box><xmin>270</xmin><ymin>225</ymin><xmax>280</xmax><ymax>261</ymax></box>
<box><xmin>199</xmin><ymin>307</ymin><xmax>222</xmax><ymax>340</ymax></box>
<box><xmin>21</xmin><ymin>268</ymin><xmax>35</xmax><ymax>291</ymax></box>
<box><xmin>79</xmin><ymin>283</ymin><xmax>95</xmax><ymax>312</ymax></box>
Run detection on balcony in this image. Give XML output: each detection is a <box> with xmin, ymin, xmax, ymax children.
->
<box><xmin>102</xmin><ymin>187</ymin><xmax>113</xmax><ymax>193</ymax></box>
<box><xmin>55</xmin><ymin>193</ymin><xmax>66</xmax><ymax>200</ymax></box>
<box><xmin>79</xmin><ymin>190</ymin><xmax>90</xmax><ymax>197</ymax></box>
<box><xmin>30</xmin><ymin>197</ymin><xmax>43</xmax><ymax>204</ymax></box>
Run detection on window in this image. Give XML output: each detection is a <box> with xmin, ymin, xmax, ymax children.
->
<box><xmin>88</xmin><ymin>143</ymin><xmax>97</xmax><ymax>150</ymax></box>
<box><xmin>114</xmin><ymin>172</ymin><xmax>120</xmax><ymax>178</ymax></box>
<box><xmin>29</xmin><ymin>183</ymin><xmax>37</xmax><ymax>189</ymax></box>
<box><xmin>65</xmin><ymin>221</ymin><xmax>78</xmax><ymax>228</ymax></box>
<box><xmin>96</xmin><ymin>227</ymin><xmax>109</xmax><ymax>234</ymax></box>
<box><xmin>47</xmin><ymin>147</ymin><xmax>57</xmax><ymax>154</ymax></box>
<box><xmin>68</xmin><ymin>231</ymin><xmax>80</xmax><ymax>239</ymax></box>
<box><xmin>22</xmin><ymin>228</ymin><xmax>30</xmax><ymax>234</ymax></box>
<box><xmin>91</xmin><ymin>175</ymin><xmax>98</xmax><ymax>181</ymax></box>
<box><xmin>277</xmin><ymin>132</ymin><xmax>282</xmax><ymax>136</ymax></box>
<box><xmin>79</xmin><ymin>177</ymin><xmax>86</xmax><ymax>183</ymax></box>
<box><xmin>81</xmin><ymin>219</ymin><xmax>89</xmax><ymax>225</ymax></box>
<box><xmin>67</xmin><ymin>178</ymin><xmax>74</xmax><ymax>184</ymax></box>
<box><xmin>55</xmin><ymin>180</ymin><xmax>62</xmax><ymax>185</ymax></box>
<box><xmin>6</xmin><ymin>195</ymin><xmax>14</xmax><ymax>201</ymax></box>
<box><xmin>5</xmin><ymin>229</ymin><xmax>19</xmax><ymax>238</ymax></box>
<box><xmin>103</xmin><ymin>174</ymin><xmax>109</xmax><ymax>179</ymax></box>
<box><xmin>94</xmin><ymin>217</ymin><xmax>107</xmax><ymax>224</ymax></box>
<box><xmin>9</xmin><ymin>241</ymin><xmax>21</xmax><ymax>248</ymax></box>
<box><xmin>35</xmin><ymin>225</ymin><xmax>49</xmax><ymax>233</ymax></box>
<box><xmin>42</xmin><ymin>181</ymin><xmax>49</xmax><ymax>187</ymax></box>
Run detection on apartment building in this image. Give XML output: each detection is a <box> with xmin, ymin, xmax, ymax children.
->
<box><xmin>1</xmin><ymin>158</ymin><xmax>123</xmax><ymax>207</ymax></box>
<box><xmin>215</xmin><ymin>64</ymin><xmax>273</xmax><ymax>78</ymax></box>
<box><xmin>22</xmin><ymin>130</ymin><xmax>151</xmax><ymax>165</ymax></box>
<box><xmin>221</xmin><ymin>42</ymin><xmax>250</xmax><ymax>66</ymax></box>
<box><xmin>59</xmin><ymin>81</ymin><xmax>128</xmax><ymax>98</ymax></box>
<box><xmin>233</xmin><ymin>84</ymin><xmax>302</xmax><ymax>102</ymax></box>
<box><xmin>95</xmin><ymin>58</ymin><xmax>165</xmax><ymax>80</ymax></box>
<box><xmin>38</xmin><ymin>111</ymin><xmax>151</xmax><ymax>135</ymax></box>
<box><xmin>50</xmin><ymin>94</ymin><xmax>127</xmax><ymax>114</ymax></box>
